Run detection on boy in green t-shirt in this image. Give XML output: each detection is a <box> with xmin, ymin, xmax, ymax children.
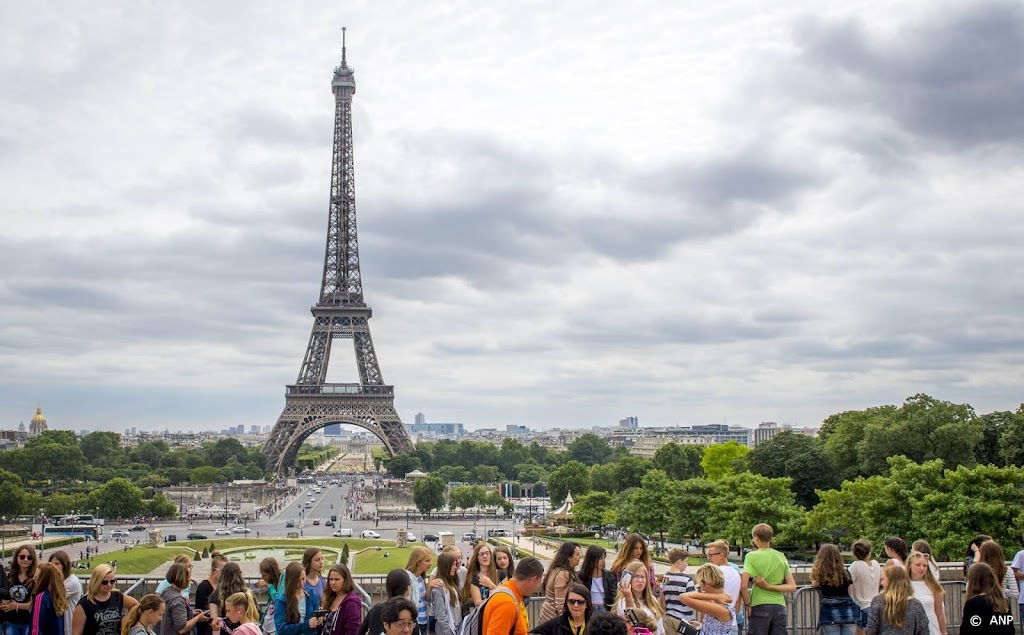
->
<box><xmin>741</xmin><ymin>523</ymin><xmax>796</xmax><ymax>635</ymax></box>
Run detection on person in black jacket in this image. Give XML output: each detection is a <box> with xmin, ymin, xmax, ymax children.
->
<box><xmin>359</xmin><ymin>570</ymin><xmax>410</xmax><ymax>635</ymax></box>
<box><xmin>531</xmin><ymin>583</ymin><xmax>592</xmax><ymax>635</ymax></box>
<box><xmin>578</xmin><ymin>548</ymin><xmax>616</xmax><ymax>614</ymax></box>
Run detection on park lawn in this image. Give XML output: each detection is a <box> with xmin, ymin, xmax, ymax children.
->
<box><xmin>71</xmin><ymin>546</ymin><xmax>195</xmax><ymax>575</ymax></box>
<box><xmin>354</xmin><ymin>547</ymin><xmax>422</xmax><ymax>574</ymax></box>
<box><xmin>176</xmin><ymin>537</ymin><xmax>392</xmax><ymax>552</ymax></box>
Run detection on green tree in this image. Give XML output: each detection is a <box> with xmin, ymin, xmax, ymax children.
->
<box><xmin>546</xmin><ymin>460</ymin><xmax>592</xmax><ymax>504</ymax></box>
<box><xmin>652</xmin><ymin>443</ymin><xmax>703</xmax><ymax>480</ymax></box>
<box><xmin>25</xmin><ymin>430</ymin><xmax>78</xmax><ymax>448</ymax></box>
<box><xmin>514</xmin><ymin>463</ymin><xmax>547</xmax><ymax>484</ymax></box>
<box><xmin>704</xmin><ymin>472</ymin><xmax>804</xmax><ymax>546</ymax></box>
<box><xmin>700</xmin><ymin>442</ymin><xmax>750</xmax><ymax>481</ymax></box>
<box><xmin>413</xmin><ymin>476</ymin><xmax>446</xmax><ymax>517</ymax></box>
<box><xmin>999</xmin><ymin>406</ymin><xmax>1024</xmax><ymax>467</ymax></box>
<box><xmin>589</xmin><ymin>463</ymin><xmax>617</xmax><ymax>493</ymax></box>
<box><xmin>434</xmin><ymin>465</ymin><xmax>471</xmax><ymax>484</ymax></box>
<box><xmin>431</xmin><ymin>440</ymin><xmax>461</xmax><ymax>469</ymax></box>
<box><xmin>803</xmin><ymin>475</ymin><xmax>887</xmax><ymax>545</ymax></box>
<box><xmin>672</xmin><ymin>477</ymin><xmax>719</xmax><ymax>540</ymax></box>
<box><xmin>205</xmin><ymin>438</ymin><xmax>248</xmax><ymax>468</ymax></box>
<box><xmin>89</xmin><ymin>477</ymin><xmax>144</xmax><ymax>518</ymax></box>
<box><xmin>630</xmin><ymin>470</ymin><xmax>674</xmax><ymax>546</ymax></box>
<box><xmin>384</xmin><ymin>453</ymin><xmax>422</xmax><ymax>477</ymax></box>
<box><xmin>497</xmin><ymin>439</ymin><xmax>531</xmax><ymax>479</ymax></box>
<box><xmin>975</xmin><ymin>411</ymin><xmax>1012</xmax><ymax>466</ymax></box>
<box><xmin>450</xmin><ymin>485</ymin><xmax>486</xmax><ymax>514</ymax></box>
<box><xmin>0</xmin><ymin>468</ymin><xmax>28</xmax><ymax>514</ymax></box>
<box><xmin>613</xmin><ymin>456</ymin><xmax>652</xmax><ymax>492</ymax></box>
<box><xmin>23</xmin><ymin>442</ymin><xmax>85</xmax><ymax>481</ymax></box>
<box><xmin>566</xmin><ymin>434</ymin><xmax>614</xmax><ymax>466</ymax></box>
<box><xmin>818</xmin><ymin>406</ymin><xmax>894</xmax><ymax>481</ymax></box>
<box><xmin>470</xmin><ymin>465</ymin><xmax>501</xmax><ymax>484</ymax></box>
<box><xmin>131</xmin><ymin>441</ymin><xmax>171</xmax><ymax>470</ymax></box>
<box><xmin>572</xmin><ymin>491</ymin><xmax>616</xmax><ymax>527</ymax></box>
<box><xmin>144</xmin><ymin>492</ymin><xmax>179</xmax><ymax>518</ymax></box>
<box><xmin>861</xmin><ymin>456</ymin><xmax>945</xmax><ymax>545</ymax></box>
<box><xmin>747</xmin><ymin>432</ymin><xmax>839</xmax><ymax>508</ymax></box>
<box><xmin>190</xmin><ymin>466</ymin><xmax>224</xmax><ymax>484</ymax></box>
<box><xmin>81</xmin><ymin>432</ymin><xmax>128</xmax><ymax>468</ymax></box>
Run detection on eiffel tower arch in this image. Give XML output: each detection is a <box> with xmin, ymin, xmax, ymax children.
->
<box><xmin>264</xmin><ymin>31</ymin><xmax>413</xmax><ymax>475</ymax></box>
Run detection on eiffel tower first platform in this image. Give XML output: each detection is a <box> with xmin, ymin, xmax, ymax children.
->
<box><xmin>264</xmin><ymin>32</ymin><xmax>413</xmax><ymax>475</ymax></box>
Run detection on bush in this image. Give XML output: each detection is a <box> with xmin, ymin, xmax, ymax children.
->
<box><xmin>193</xmin><ymin>550</ymin><xmax>201</xmax><ymax>561</ymax></box>
<box><xmin>201</xmin><ymin>547</ymin><xmax>209</xmax><ymax>558</ymax></box>
<box><xmin>341</xmin><ymin>544</ymin><xmax>350</xmax><ymax>564</ymax></box>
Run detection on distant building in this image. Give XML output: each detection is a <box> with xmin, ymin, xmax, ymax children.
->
<box><xmin>29</xmin><ymin>407</ymin><xmax>48</xmax><ymax>437</ymax></box>
<box><xmin>506</xmin><ymin>424</ymin><xmax>530</xmax><ymax>435</ymax></box>
<box><xmin>619</xmin><ymin>416</ymin><xmax>639</xmax><ymax>430</ymax></box>
<box><xmin>608</xmin><ymin>424</ymin><xmax>753</xmax><ymax>457</ymax></box>
<box><xmin>405</xmin><ymin>422</ymin><xmax>464</xmax><ymax>439</ymax></box>
<box><xmin>752</xmin><ymin>421</ymin><xmax>818</xmax><ymax>446</ymax></box>
<box><xmin>415</xmin><ymin>412</ymin><xmax>426</xmax><ymax>425</ymax></box>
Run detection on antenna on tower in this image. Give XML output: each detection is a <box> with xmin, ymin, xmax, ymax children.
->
<box><xmin>341</xmin><ymin>27</ymin><xmax>347</xmax><ymax>67</ymax></box>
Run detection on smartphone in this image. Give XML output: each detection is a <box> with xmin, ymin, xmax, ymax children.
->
<box><xmin>621</xmin><ymin>571</ymin><xmax>632</xmax><ymax>586</ymax></box>
<box><xmin>313</xmin><ymin>610</ymin><xmax>329</xmax><ymax>619</ymax></box>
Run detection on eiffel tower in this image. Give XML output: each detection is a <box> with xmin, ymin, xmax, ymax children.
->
<box><xmin>264</xmin><ymin>31</ymin><xmax>413</xmax><ymax>475</ymax></box>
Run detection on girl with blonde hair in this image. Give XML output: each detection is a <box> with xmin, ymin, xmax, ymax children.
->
<box><xmin>404</xmin><ymin>547</ymin><xmax>434</xmax><ymax>635</ymax></box>
<box><xmin>120</xmin><ymin>594</ymin><xmax>164</xmax><ymax>635</ymax></box>
<box><xmin>864</xmin><ymin>565</ymin><xmax>928</xmax><ymax>635</ymax></box>
<box><xmin>613</xmin><ymin>561</ymin><xmax>663</xmax><ymax>635</ymax></box>
<box><xmin>31</xmin><ymin>562</ymin><xmax>69</xmax><ymax>635</ymax></box>
<box><xmin>74</xmin><ymin>564</ymin><xmax>140</xmax><ymax>635</ymax></box>
<box><xmin>906</xmin><ymin>551</ymin><xmax>945</xmax><ymax>635</ymax></box>
<box><xmin>680</xmin><ymin>564</ymin><xmax>733</xmax><ymax>635</ymax></box>
<box><xmin>223</xmin><ymin>593</ymin><xmax>261</xmax><ymax>635</ymax></box>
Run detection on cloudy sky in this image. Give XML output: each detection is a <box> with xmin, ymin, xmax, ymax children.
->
<box><xmin>2</xmin><ymin>0</ymin><xmax>1022</xmax><ymax>435</ymax></box>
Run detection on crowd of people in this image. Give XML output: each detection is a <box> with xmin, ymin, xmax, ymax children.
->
<box><xmin>1</xmin><ymin>526</ymin><xmax>1022</xmax><ymax>635</ymax></box>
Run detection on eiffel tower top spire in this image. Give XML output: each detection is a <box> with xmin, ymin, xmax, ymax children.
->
<box><xmin>341</xmin><ymin>27</ymin><xmax>347</xmax><ymax>68</ymax></box>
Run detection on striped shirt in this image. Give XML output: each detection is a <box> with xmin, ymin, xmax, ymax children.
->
<box><xmin>662</xmin><ymin>572</ymin><xmax>696</xmax><ymax>621</ymax></box>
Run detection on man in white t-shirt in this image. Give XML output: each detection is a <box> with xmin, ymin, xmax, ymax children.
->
<box><xmin>707</xmin><ymin>540</ymin><xmax>742</xmax><ymax>635</ymax></box>
<box><xmin>1011</xmin><ymin>540</ymin><xmax>1024</xmax><ymax>629</ymax></box>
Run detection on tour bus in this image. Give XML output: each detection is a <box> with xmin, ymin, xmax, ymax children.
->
<box><xmin>44</xmin><ymin>524</ymin><xmax>102</xmax><ymax>540</ymax></box>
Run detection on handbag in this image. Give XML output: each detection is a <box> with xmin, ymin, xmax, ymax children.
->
<box><xmin>675</xmin><ymin>620</ymin><xmax>700</xmax><ymax>635</ymax></box>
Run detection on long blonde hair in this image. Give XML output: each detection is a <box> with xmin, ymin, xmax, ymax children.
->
<box><xmin>86</xmin><ymin>564</ymin><xmax>115</xmax><ymax>601</ymax></box>
<box><xmin>613</xmin><ymin>561</ymin><xmax>662</xmax><ymax>618</ymax></box>
<box><xmin>405</xmin><ymin>546</ymin><xmax>433</xmax><ymax>579</ymax></box>
<box><xmin>34</xmin><ymin>563</ymin><xmax>68</xmax><ymax>616</ymax></box>
<box><xmin>122</xmin><ymin>594</ymin><xmax>164</xmax><ymax>635</ymax></box>
<box><xmin>905</xmin><ymin>551</ymin><xmax>942</xmax><ymax>596</ymax></box>
<box><xmin>881</xmin><ymin>565</ymin><xmax>913</xmax><ymax>629</ymax></box>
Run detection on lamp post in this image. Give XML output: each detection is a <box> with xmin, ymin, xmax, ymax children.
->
<box><xmin>2</xmin><ymin>515</ymin><xmax>7</xmax><ymax>560</ymax></box>
<box><xmin>39</xmin><ymin>508</ymin><xmax>45</xmax><ymax>557</ymax></box>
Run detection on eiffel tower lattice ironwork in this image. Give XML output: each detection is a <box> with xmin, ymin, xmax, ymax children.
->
<box><xmin>264</xmin><ymin>31</ymin><xmax>413</xmax><ymax>474</ymax></box>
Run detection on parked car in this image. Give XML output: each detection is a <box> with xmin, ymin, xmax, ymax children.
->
<box><xmin>187</xmin><ymin>532</ymin><xmax>207</xmax><ymax>540</ymax></box>
<box><xmin>423</xmin><ymin>534</ymin><xmax>439</xmax><ymax>543</ymax></box>
<box><xmin>360</xmin><ymin>530</ymin><xmax>381</xmax><ymax>539</ymax></box>
<box><xmin>312</xmin><ymin>519</ymin><xmax>320</xmax><ymax>525</ymax></box>
<box><xmin>214</xmin><ymin>528</ymin><xmax>231</xmax><ymax>536</ymax></box>
<box><xmin>166</xmin><ymin>534</ymin><xmax>177</xmax><ymax>542</ymax></box>
<box><xmin>406</xmin><ymin>532</ymin><xmax>418</xmax><ymax>542</ymax></box>
<box><xmin>285</xmin><ymin>519</ymin><xmax>295</xmax><ymax>528</ymax></box>
<box><xmin>461</xmin><ymin>533</ymin><xmax>477</xmax><ymax>543</ymax></box>
<box><xmin>325</xmin><ymin>520</ymin><xmax>335</xmax><ymax>527</ymax></box>
<box><xmin>334</xmin><ymin>528</ymin><xmax>353</xmax><ymax>537</ymax></box>
<box><xmin>110</xmin><ymin>529</ymin><xmax>130</xmax><ymax>538</ymax></box>
<box><xmin>231</xmin><ymin>526</ymin><xmax>251</xmax><ymax>534</ymax></box>
<box><xmin>330</xmin><ymin>515</ymin><xmax>338</xmax><ymax>522</ymax></box>
<box><xmin>130</xmin><ymin>525</ymin><xmax>147</xmax><ymax>531</ymax></box>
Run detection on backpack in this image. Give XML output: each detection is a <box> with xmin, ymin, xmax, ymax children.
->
<box><xmin>260</xmin><ymin>585</ymin><xmax>278</xmax><ymax>635</ymax></box>
<box><xmin>458</xmin><ymin>586</ymin><xmax>518</xmax><ymax>635</ymax></box>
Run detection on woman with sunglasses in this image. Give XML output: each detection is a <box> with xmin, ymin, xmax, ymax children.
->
<box><xmin>1</xmin><ymin>545</ymin><xmax>38</xmax><ymax>635</ymax></box>
<box><xmin>157</xmin><ymin>563</ymin><xmax>207</xmax><ymax>635</ymax></box>
<box><xmin>73</xmin><ymin>564</ymin><xmax>139</xmax><ymax>635</ymax></box>
<box><xmin>320</xmin><ymin>564</ymin><xmax>361</xmax><ymax>635</ymax></box>
<box><xmin>530</xmin><ymin>583</ymin><xmax>592</xmax><ymax>635</ymax></box>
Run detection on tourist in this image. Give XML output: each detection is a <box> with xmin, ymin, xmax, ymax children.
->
<box><xmin>252</xmin><ymin>558</ymin><xmax>281</xmax><ymax>635</ymax></box>
<box><xmin>741</xmin><ymin>524</ymin><xmax>795</xmax><ymax>635</ymax></box>
<box><xmin>811</xmin><ymin>544</ymin><xmax>859</xmax><ymax>635</ymax></box>
<box><xmin>31</xmin><ymin>562</ymin><xmax>68</xmax><ymax>635</ymax></box>
<box><xmin>493</xmin><ymin>547</ymin><xmax>515</xmax><ymax>583</ymax></box>
<box><xmin>905</xmin><ymin>552</ymin><xmax>945</xmax><ymax>635</ymax></box>
<box><xmin>157</xmin><ymin>563</ymin><xmax>206</xmax><ymax>635</ymax></box>
<box><xmin>47</xmin><ymin>552</ymin><xmax>82</xmax><ymax>635</ymax></box>
<box><xmin>482</xmin><ymin>557</ymin><xmax>544</xmax><ymax>635</ymax></box>
<box><xmin>75</xmin><ymin>564</ymin><xmax>140</xmax><ymax>635</ymax></box>
<box><xmin>302</xmin><ymin>550</ymin><xmax>326</xmax><ymax>606</ymax></box>
<box><xmin>864</xmin><ymin>565</ymin><xmax>928</xmax><ymax>635</ymax></box>
<box><xmin>273</xmin><ymin>562</ymin><xmax>320</xmax><ymax>635</ymax></box>
<box><xmin>120</xmin><ymin>594</ymin><xmax>163</xmax><ymax>635</ymax></box>
<box><xmin>461</xmin><ymin>543</ymin><xmax>498</xmax><ymax>610</ymax></box>
<box><xmin>883</xmin><ymin>538</ymin><xmax>909</xmax><ymax>570</ymax></box>
<box><xmin>960</xmin><ymin>562</ymin><xmax>1013</xmax><ymax>635</ymax></box>
<box><xmin>211</xmin><ymin>563</ymin><xmax>258</xmax><ymax>635</ymax></box>
<box><xmin>320</xmin><ymin>564</ymin><xmax>361</xmax><ymax>635</ymax></box>
<box><xmin>659</xmin><ymin>548</ymin><xmax>696</xmax><ymax>635</ymax></box>
<box><xmin>976</xmin><ymin>540</ymin><xmax>1019</xmax><ymax>602</ymax></box>
<box><xmin>909</xmin><ymin>542</ymin><xmax>939</xmax><ymax>580</ymax></box>
<box><xmin>609</xmin><ymin>537</ymin><xmax>657</xmax><ymax>596</ymax></box>
<box><xmin>404</xmin><ymin>547</ymin><xmax>434</xmax><ymax>635</ymax></box>
<box><xmin>704</xmin><ymin>540</ymin><xmax>742</xmax><ymax>635</ymax></box>
<box><xmin>578</xmin><ymin>546</ymin><xmax>615</xmax><ymax>614</ymax></box>
<box><xmin>195</xmin><ymin>555</ymin><xmax>227</xmax><ymax>635</ymax></box>
<box><xmin>380</xmin><ymin>598</ymin><xmax>417</xmax><ymax>635</ymax></box>
<box><xmin>848</xmin><ymin>540</ymin><xmax>881</xmax><ymax>635</ymax></box>
<box><xmin>541</xmin><ymin>543</ymin><xmax>581</xmax><ymax>623</ymax></box>
<box><xmin>223</xmin><ymin>593</ymin><xmax>261</xmax><ymax>635</ymax></box>
<box><xmin>963</xmin><ymin>535</ymin><xmax>992</xmax><ymax>577</ymax></box>
<box><xmin>1010</xmin><ymin>538</ymin><xmax>1024</xmax><ymax>630</ymax></box>
<box><xmin>680</xmin><ymin>564</ymin><xmax>735</xmax><ymax>635</ymax></box>
<box><xmin>581</xmin><ymin>614</ymin><xmax>626</xmax><ymax>635</ymax></box>
<box><xmin>357</xmin><ymin>570</ymin><xmax>408</xmax><ymax>635</ymax></box>
<box><xmin>2</xmin><ymin>545</ymin><xmax>38</xmax><ymax>635</ymax></box>
<box><xmin>431</xmin><ymin>553</ymin><xmax>462</xmax><ymax>635</ymax></box>
<box><xmin>613</xmin><ymin>561</ymin><xmax>664</xmax><ymax>635</ymax></box>
<box><xmin>154</xmin><ymin>557</ymin><xmax>193</xmax><ymax>600</ymax></box>
<box><xmin>530</xmin><ymin>582</ymin><xmax>591</xmax><ymax>635</ymax></box>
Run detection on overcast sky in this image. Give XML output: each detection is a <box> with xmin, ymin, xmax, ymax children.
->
<box><xmin>2</xmin><ymin>0</ymin><xmax>1022</xmax><ymax>435</ymax></box>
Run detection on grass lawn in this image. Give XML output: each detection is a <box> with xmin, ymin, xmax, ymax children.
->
<box><xmin>71</xmin><ymin>538</ymin><xmax>396</xmax><ymax>576</ymax></box>
<box><xmin>354</xmin><ymin>547</ymin><xmax>418</xmax><ymax>574</ymax></box>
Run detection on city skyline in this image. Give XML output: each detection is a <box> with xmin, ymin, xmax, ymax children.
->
<box><xmin>2</xmin><ymin>1</ymin><xmax>1023</xmax><ymax>434</ymax></box>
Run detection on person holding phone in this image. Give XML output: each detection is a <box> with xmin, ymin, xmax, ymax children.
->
<box><xmin>320</xmin><ymin>565</ymin><xmax>361</xmax><ymax>635</ymax></box>
<box><xmin>223</xmin><ymin>593</ymin><xmax>262</xmax><ymax>635</ymax></box>
<box><xmin>680</xmin><ymin>565</ymin><xmax>734</xmax><ymax>635</ymax></box>
<box><xmin>157</xmin><ymin>564</ymin><xmax>205</xmax><ymax>635</ymax></box>
<box><xmin>613</xmin><ymin>562</ymin><xmax>663</xmax><ymax>635</ymax></box>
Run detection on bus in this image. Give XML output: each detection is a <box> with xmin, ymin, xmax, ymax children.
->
<box><xmin>44</xmin><ymin>525</ymin><xmax>102</xmax><ymax>540</ymax></box>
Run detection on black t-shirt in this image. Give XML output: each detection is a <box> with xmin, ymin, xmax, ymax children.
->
<box><xmin>961</xmin><ymin>595</ymin><xmax>1014</xmax><ymax>635</ymax></box>
<box><xmin>195</xmin><ymin>581</ymin><xmax>215</xmax><ymax>635</ymax></box>
<box><xmin>6</xmin><ymin>574</ymin><xmax>34</xmax><ymax>625</ymax></box>
<box><xmin>818</xmin><ymin>571</ymin><xmax>853</xmax><ymax>598</ymax></box>
<box><xmin>80</xmin><ymin>592</ymin><xmax>126</xmax><ymax>635</ymax></box>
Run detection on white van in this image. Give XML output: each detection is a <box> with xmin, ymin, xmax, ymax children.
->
<box><xmin>333</xmin><ymin>528</ymin><xmax>353</xmax><ymax>537</ymax></box>
<box><xmin>361</xmin><ymin>530</ymin><xmax>381</xmax><ymax>539</ymax></box>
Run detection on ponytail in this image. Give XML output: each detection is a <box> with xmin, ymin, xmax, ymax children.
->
<box><xmin>122</xmin><ymin>594</ymin><xmax>164</xmax><ymax>635</ymax></box>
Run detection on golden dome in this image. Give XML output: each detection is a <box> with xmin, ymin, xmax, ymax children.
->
<box><xmin>31</xmin><ymin>406</ymin><xmax>46</xmax><ymax>424</ymax></box>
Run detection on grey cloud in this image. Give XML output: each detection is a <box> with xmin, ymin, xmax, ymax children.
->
<box><xmin>789</xmin><ymin>1</ymin><xmax>1024</xmax><ymax>150</ymax></box>
<box><xmin>224</xmin><ymin>107</ymin><xmax>331</xmax><ymax>147</ymax></box>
